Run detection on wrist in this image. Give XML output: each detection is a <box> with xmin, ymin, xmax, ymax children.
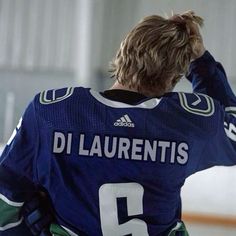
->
<box><xmin>187</xmin><ymin>50</ymin><xmax>217</xmax><ymax>81</ymax></box>
<box><xmin>191</xmin><ymin>46</ymin><xmax>206</xmax><ymax>61</ymax></box>
<box><xmin>195</xmin><ymin>47</ymin><xmax>206</xmax><ymax>59</ymax></box>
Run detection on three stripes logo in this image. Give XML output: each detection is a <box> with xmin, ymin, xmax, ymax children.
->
<box><xmin>114</xmin><ymin>114</ymin><xmax>135</xmax><ymax>128</ymax></box>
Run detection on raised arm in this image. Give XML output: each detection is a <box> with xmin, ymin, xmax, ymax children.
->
<box><xmin>181</xmin><ymin>20</ymin><xmax>236</xmax><ymax>176</ymax></box>
<box><xmin>182</xmin><ymin>94</ymin><xmax>236</xmax><ymax>177</ymax></box>
<box><xmin>186</xmin><ymin>19</ymin><xmax>236</xmax><ymax>109</ymax></box>
<box><xmin>195</xmin><ymin>105</ymin><xmax>236</xmax><ymax>174</ymax></box>
<box><xmin>187</xmin><ymin>51</ymin><xmax>236</xmax><ymax>109</ymax></box>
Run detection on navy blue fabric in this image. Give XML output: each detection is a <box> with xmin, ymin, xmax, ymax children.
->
<box><xmin>1</xmin><ymin>51</ymin><xmax>236</xmax><ymax>235</ymax></box>
<box><xmin>187</xmin><ymin>50</ymin><xmax>236</xmax><ymax>107</ymax></box>
<box><xmin>0</xmin><ymin>223</ymin><xmax>33</xmax><ymax>236</ymax></box>
<box><xmin>22</xmin><ymin>192</ymin><xmax>54</xmax><ymax>236</ymax></box>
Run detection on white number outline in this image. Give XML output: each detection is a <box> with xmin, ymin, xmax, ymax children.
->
<box><xmin>99</xmin><ymin>182</ymin><xmax>149</xmax><ymax>236</ymax></box>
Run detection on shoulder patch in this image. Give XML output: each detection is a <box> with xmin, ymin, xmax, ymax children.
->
<box><xmin>178</xmin><ymin>92</ymin><xmax>215</xmax><ymax>117</ymax></box>
<box><xmin>39</xmin><ymin>87</ymin><xmax>74</xmax><ymax>105</ymax></box>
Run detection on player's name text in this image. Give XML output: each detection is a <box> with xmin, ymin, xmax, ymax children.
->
<box><xmin>52</xmin><ymin>132</ymin><xmax>189</xmax><ymax>165</ymax></box>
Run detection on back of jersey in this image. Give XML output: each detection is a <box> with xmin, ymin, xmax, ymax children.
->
<box><xmin>34</xmin><ymin>87</ymin><xmax>218</xmax><ymax>236</ymax></box>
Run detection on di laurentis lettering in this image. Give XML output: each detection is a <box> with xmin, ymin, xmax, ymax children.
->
<box><xmin>52</xmin><ymin>131</ymin><xmax>189</xmax><ymax>165</ymax></box>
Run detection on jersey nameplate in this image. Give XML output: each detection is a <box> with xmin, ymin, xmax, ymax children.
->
<box><xmin>178</xmin><ymin>92</ymin><xmax>215</xmax><ymax>117</ymax></box>
<box><xmin>40</xmin><ymin>87</ymin><xmax>74</xmax><ymax>105</ymax></box>
<box><xmin>52</xmin><ymin>132</ymin><xmax>189</xmax><ymax>165</ymax></box>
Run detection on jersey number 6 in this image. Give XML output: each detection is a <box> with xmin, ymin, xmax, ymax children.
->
<box><xmin>99</xmin><ymin>183</ymin><xmax>149</xmax><ymax>236</ymax></box>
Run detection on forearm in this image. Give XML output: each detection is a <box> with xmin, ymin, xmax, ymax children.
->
<box><xmin>187</xmin><ymin>50</ymin><xmax>236</xmax><ymax>108</ymax></box>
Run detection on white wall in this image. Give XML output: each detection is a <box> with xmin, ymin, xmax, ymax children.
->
<box><xmin>182</xmin><ymin>166</ymin><xmax>236</xmax><ymax>217</ymax></box>
<box><xmin>0</xmin><ymin>0</ymin><xmax>76</xmax><ymax>71</ymax></box>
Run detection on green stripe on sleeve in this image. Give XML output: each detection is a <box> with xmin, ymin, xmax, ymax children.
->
<box><xmin>168</xmin><ymin>221</ymin><xmax>189</xmax><ymax>236</ymax></box>
<box><xmin>0</xmin><ymin>198</ymin><xmax>23</xmax><ymax>230</ymax></box>
<box><xmin>50</xmin><ymin>223</ymin><xmax>70</xmax><ymax>236</ymax></box>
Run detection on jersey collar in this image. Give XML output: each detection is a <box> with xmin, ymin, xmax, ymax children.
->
<box><xmin>89</xmin><ymin>89</ymin><xmax>162</xmax><ymax>109</ymax></box>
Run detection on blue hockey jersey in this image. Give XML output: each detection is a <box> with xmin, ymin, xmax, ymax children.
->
<box><xmin>1</xmin><ymin>51</ymin><xmax>236</xmax><ymax>236</ymax></box>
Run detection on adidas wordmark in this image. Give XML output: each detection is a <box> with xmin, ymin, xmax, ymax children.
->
<box><xmin>114</xmin><ymin>114</ymin><xmax>135</xmax><ymax>127</ymax></box>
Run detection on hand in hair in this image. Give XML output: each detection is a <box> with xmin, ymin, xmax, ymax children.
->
<box><xmin>170</xmin><ymin>10</ymin><xmax>206</xmax><ymax>60</ymax></box>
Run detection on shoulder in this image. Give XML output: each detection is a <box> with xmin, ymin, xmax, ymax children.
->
<box><xmin>34</xmin><ymin>87</ymin><xmax>86</xmax><ymax>105</ymax></box>
<box><xmin>30</xmin><ymin>87</ymin><xmax>91</xmax><ymax>111</ymax></box>
<box><xmin>30</xmin><ymin>87</ymin><xmax>89</xmax><ymax>124</ymax></box>
<box><xmin>163</xmin><ymin>92</ymin><xmax>224</xmax><ymax>136</ymax></box>
<box><xmin>176</xmin><ymin>92</ymin><xmax>215</xmax><ymax>117</ymax></box>
<box><xmin>166</xmin><ymin>92</ymin><xmax>219</xmax><ymax>117</ymax></box>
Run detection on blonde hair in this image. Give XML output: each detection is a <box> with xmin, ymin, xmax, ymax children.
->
<box><xmin>110</xmin><ymin>11</ymin><xmax>203</xmax><ymax>94</ymax></box>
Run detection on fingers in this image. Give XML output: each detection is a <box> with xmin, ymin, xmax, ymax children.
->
<box><xmin>169</xmin><ymin>10</ymin><xmax>194</xmax><ymax>21</ymax></box>
<box><xmin>181</xmin><ymin>10</ymin><xmax>195</xmax><ymax>19</ymax></box>
<box><xmin>169</xmin><ymin>11</ymin><xmax>199</xmax><ymax>35</ymax></box>
<box><xmin>169</xmin><ymin>10</ymin><xmax>205</xmax><ymax>60</ymax></box>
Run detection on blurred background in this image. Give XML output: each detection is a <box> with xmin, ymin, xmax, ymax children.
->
<box><xmin>0</xmin><ymin>0</ymin><xmax>236</xmax><ymax>235</ymax></box>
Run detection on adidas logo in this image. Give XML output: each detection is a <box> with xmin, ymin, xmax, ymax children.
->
<box><xmin>114</xmin><ymin>114</ymin><xmax>135</xmax><ymax>128</ymax></box>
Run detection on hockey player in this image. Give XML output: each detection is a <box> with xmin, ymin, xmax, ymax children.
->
<box><xmin>1</xmin><ymin>11</ymin><xmax>236</xmax><ymax>236</ymax></box>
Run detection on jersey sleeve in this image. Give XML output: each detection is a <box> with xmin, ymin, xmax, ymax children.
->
<box><xmin>0</xmin><ymin>100</ymin><xmax>39</xmax><ymax>235</ymax></box>
<box><xmin>186</xmin><ymin>103</ymin><xmax>236</xmax><ymax>177</ymax></box>
<box><xmin>186</xmin><ymin>50</ymin><xmax>236</xmax><ymax>108</ymax></box>
<box><xmin>185</xmin><ymin>51</ymin><xmax>236</xmax><ymax>176</ymax></box>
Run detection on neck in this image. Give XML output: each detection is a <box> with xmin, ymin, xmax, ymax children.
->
<box><xmin>109</xmin><ymin>81</ymin><xmax>138</xmax><ymax>93</ymax></box>
<box><xmin>109</xmin><ymin>81</ymin><xmax>164</xmax><ymax>97</ymax></box>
